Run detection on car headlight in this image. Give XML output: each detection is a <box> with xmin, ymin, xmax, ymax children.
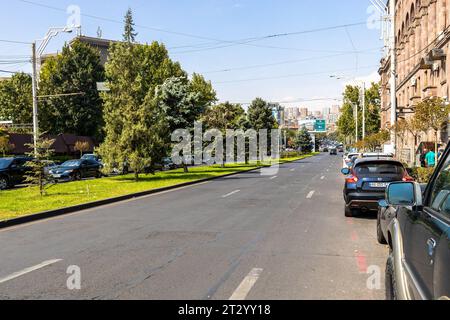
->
<box><xmin>64</xmin><ymin>170</ymin><xmax>74</xmax><ymax>174</ymax></box>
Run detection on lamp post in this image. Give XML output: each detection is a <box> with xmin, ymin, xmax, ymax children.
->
<box><xmin>330</xmin><ymin>75</ymin><xmax>366</xmax><ymax>142</ymax></box>
<box><xmin>31</xmin><ymin>26</ymin><xmax>80</xmax><ymax>155</ymax></box>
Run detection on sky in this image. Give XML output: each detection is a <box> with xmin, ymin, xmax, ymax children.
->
<box><xmin>0</xmin><ymin>0</ymin><xmax>385</xmax><ymax>111</ymax></box>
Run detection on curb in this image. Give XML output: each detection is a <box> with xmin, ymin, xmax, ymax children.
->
<box><xmin>0</xmin><ymin>156</ymin><xmax>314</xmax><ymax>230</ymax></box>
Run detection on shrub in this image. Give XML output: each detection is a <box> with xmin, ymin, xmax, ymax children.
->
<box><xmin>416</xmin><ymin>167</ymin><xmax>435</xmax><ymax>183</ymax></box>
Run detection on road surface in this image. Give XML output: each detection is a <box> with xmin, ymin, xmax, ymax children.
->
<box><xmin>0</xmin><ymin>154</ymin><xmax>388</xmax><ymax>300</ymax></box>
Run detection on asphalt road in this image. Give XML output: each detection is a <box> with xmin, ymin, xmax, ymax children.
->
<box><xmin>0</xmin><ymin>154</ymin><xmax>388</xmax><ymax>300</ymax></box>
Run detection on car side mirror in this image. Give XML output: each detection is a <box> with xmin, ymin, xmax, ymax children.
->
<box><xmin>378</xmin><ymin>199</ymin><xmax>389</xmax><ymax>208</ymax></box>
<box><xmin>386</xmin><ymin>182</ymin><xmax>423</xmax><ymax>207</ymax></box>
<box><xmin>341</xmin><ymin>168</ymin><xmax>351</xmax><ymax>175</ymax></box>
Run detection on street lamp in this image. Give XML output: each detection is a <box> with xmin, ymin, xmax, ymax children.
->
<box><xmin>330</xmin><ymin>75</ymin><xmax>366</xmax><ymax>141</ymax></box>
<box><xmin>31</xmin><ymin>26</ymin><xmax>80</xmax><ymax>155</ymax></box>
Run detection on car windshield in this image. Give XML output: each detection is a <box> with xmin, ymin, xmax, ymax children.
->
<box><xmin>0</xmin><ymin>158</ymin><xmax>13</xmax><ymax>170</ymax></box>
<box><xmin>61</xmin><ymin>160</ymin><xmax>81</xmax><ymax>167</ymax></box>
<box><xmin>354</xmin><ymin>162</ymin><xmax>405</xmax><ymax>176</ymax></box>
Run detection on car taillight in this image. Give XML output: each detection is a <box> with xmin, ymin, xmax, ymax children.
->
<box><xmin>346</xmin><ymin>175</ymin><xmax>358</xmax><ymax>183</ymax></box>
<box><xmin>403</xmin><ymin>175</ymin><xmax>415</xmax><ymax>182</ymax></box>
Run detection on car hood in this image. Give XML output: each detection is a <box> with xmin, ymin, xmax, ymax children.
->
<box><xmin>51</xmin><ymin>166</ymin><xmax>79</xmax><ymax>173</ymax></box>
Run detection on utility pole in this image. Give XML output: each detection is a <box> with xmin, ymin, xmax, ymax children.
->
<box><xmin>31</xmin><ymin>42</ymin><xmax>38</xmax><ymax>155</ymax></box>
<box><xmin>389</xmin><ymin>0</ymin><xmax>397</xmax><ymax>154</ymax></box>
<box><xmin>362</xmin><ymin>82</ymin><xmax>366</xmax><ymax>140</ymax></box>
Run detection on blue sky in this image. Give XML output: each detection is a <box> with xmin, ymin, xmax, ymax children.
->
<box><xmin>0</xmin><ymin>0</ymin><xmax>384</xmax><ymax>110</ymax></box>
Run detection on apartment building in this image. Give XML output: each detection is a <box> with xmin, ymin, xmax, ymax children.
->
<box><xmin>379</xmin><ymin>0</ymin><xmax>450</xmax><ymax>164</ymax></box>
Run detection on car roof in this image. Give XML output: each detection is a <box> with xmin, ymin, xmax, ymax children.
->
<box><xmin>354</xmin><ymin>157</ymin><xmax>403</xmax><ymax>166</ymax></box>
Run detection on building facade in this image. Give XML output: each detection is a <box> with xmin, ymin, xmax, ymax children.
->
<box><xmin>379</xmin><ymin>0</ymin><xmax>450</xmax><ymax>164</ymax></box>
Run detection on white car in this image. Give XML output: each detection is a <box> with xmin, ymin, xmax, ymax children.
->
<box><xmin>362</xmin><ymin>152</ymin><xmax>394</xmax><ymax>159</ymax></box>
<box><xmin>343</xmin><ymin>153</ymin><xmax>361</xmax><ymax>168</ymax></box>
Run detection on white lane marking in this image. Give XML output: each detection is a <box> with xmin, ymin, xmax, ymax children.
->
<box><xmin>321</xmin><ymin>176</ymin><xmax>325</xmax><ymax>180</ymax></box>
<box><xmin>0</xmin><ymin>259</ymin><xmax>62</xmax><ymax>284</ymax></box>
<box><xmin>222</xmin><ymin>190</ymin><xmax>241</xmax><ymax>198</ymax></box>
<box><xmin>290</xmin><ymin>168</ymin><xmax>296</xmax><ymax>172</ymax></box>
<box><xmin>306</xmin><ymin>191</ymin><xmax>315</xmax><ymax>199</ymax></box>
<box><xmin>229</xmin><ymin>268</ymin><xmax>263</xmax><ymax>300</ymax></box>
<box><xmin>269</xmin><ymin>176</ymin><xmax>277</xmax><ymax>180</ymax></box>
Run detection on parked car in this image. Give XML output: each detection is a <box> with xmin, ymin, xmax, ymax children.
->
<box><xmin>49</xmin><ymin>159</ymin><xmax>102</xmax><ymax>181</ymax></box>
<box><xmin>330</xmin><ymin>148</ymin><xmax>338</xmax><ymax>155</ymax></box>
<box><xmin>379</xmin><ymin>151</ymin><xmax>450</xmax><ymax>299</ymax></box>
<box><xmin>81</xmin><ymin>154</ymin><xmax>102</xmax><ymax>164</ymax></box>
<box><xmin>0</xmin><ymin>157</ymin><xmax>33</xmax><ymax>190</ymax></box>
<box><xmin>43</xmin><ymin>160</ymin><xmax>58</xmax><ymax>176</ymax></box>
<box><xmin>162</xmin><ymin>157</ymin><xmax>178</xmax><ymax>170</ymax></box>
<box><xmin>341</xmin><ymin>158</ymin><xmax>413</xmax><ymax>217</ymax></box>
<box><xmin>362</xmin><ymin>152</ymin><xmax>394</xmax><ymax>159</ymax></box>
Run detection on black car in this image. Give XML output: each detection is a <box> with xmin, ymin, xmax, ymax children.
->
<box><xmin>341</xmin><ymin>158</ymin><xmax>413</xmax><ymax>217</ymax></box>
<box><xmin>0</xmin><ymin>157</ymin><xmax>33</xmax><ymax>190</ymax></box>
<box><xmin>330</xmin><ymin>148</ymin><xmax>338</xmax><ymax>155</ymax></box>
<box><xmin>379</xmin><ymin>144</ymin><xmax>450</xmax><ymax>299</ymax></box>
<box><xmin>49</xmin><ymin>159</ymin><xmax>102</xmax><ymax>181</ymax></box>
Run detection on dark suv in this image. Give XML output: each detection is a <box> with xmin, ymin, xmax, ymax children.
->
<box><xmin>380</xmin><ymin>145</ymin><xmax>450</xmax><ymax>300</ymax></box>
<box><xmin>341</xmin><ymin>158</ymin><xmax>413</xmax><ymax>217</ymax></box>
<box><xmin>0</xmin><ymin>157</ymin><xmax>33</xmax><ymax>190</ymax></box>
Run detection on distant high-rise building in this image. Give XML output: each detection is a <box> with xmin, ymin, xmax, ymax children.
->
<box><xmin>299</xmin><ymin>108</ymin><xmax>308</xmax><ymax>119</ymax></box>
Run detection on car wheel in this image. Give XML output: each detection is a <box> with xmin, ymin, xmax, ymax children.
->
<box><xmin>0</xmin><ymin>177</ymin><xmax>8</xmax><ymax>190</ymax></box>
<box><xmin>385</xmin><ymin>253</ymin><xmax>398</xmax><ymax>300</ymax></box>
<box><xmin>345</xmin><ymin>205</ymin><xmax>353</xmax><ymax>217</ymax></box>
<box><xmin>377</xmin><ymin>213</ymin><xmax>388</xmax><ymax>245</ymax></box>
<box><xmin>73</xmin><ymin>172</ymin><xmax>82</xmax><ymax>181</ymax></box>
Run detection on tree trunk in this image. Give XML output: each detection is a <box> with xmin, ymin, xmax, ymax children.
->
<box><xmin>435</xmin><ymin>130</ymin><xmax>439</xmax><ymax>166</ymax></box>
<box><xmin>135</xmin><ymin>172</ymin><xmax>139</xmax><ymax>182</ymax></box>
<box><xmin>183</xmin><ymin>164</ymin><xmax>189</xmax><ymax>173</ymax></box>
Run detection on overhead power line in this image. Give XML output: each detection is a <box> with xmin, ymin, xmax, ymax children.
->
<box><xmin>0</xmin><ymin>39</ymin><xmax>32</xmax><ymax>45</ymax></box>
<box><xmin>16</xmin><ymin>0</ymin><xmax>377</xmax><ymax>55</ymax></box>
<box><xmin>212</xmin><ymin>65</ymin><xmax>379</xmax><ymax>84</ymax></box>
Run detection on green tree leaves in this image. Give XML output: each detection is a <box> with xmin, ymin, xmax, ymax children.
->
<box><xmin>0</xmin><ymin>73</ymin><xmax>33</xmax><ymax>126</ymax></box>
<box><xmin>294</xmin><ymin>127</ymin><xmax>313</xmax><ymax>153</ymax></box>
<box><xmin>123</xmin><ymin>8</ymin><xmax>138</xmax><ymax>43</ymax></box>
<box><xmin>38</xmin><ymin>40</ymin><xmax>105</xmax><ymax>138</ymax></box>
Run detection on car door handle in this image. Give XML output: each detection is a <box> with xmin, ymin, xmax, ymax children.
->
<box><xmin>427</xmin><ymin>238</ymin><xmax>437</xmax><ymax>257</ymax></box>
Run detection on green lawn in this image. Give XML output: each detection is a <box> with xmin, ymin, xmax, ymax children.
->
<box><xmin>0</xmin><ymin>153</ymin><xmax>317</xmax><ymax>221</ymax></box>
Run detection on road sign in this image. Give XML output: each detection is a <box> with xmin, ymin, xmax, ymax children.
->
<box><xmin>314</xmin><ymin>120</ymin><xmax>326</xmax><ymax>132</ymax></box>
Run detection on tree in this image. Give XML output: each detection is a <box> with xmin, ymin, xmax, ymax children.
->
<box><xmin>39</xmin><ymin>40</ymin><xmax>105</xmax><ymax>138</ymax></box>
<box><xmin>202</xmin><ymin>102</ymin><xmax>246</xmax><ymax>166</ymax></box>
<box><xmin>123</xmin><ymin>8</ymin><xmax>138</xmax><ymax>43</ymax></box>
<box><xmin>154</xmin><ymin>77</ymin><xmax>209</xmax><ymax>172</ymax></box>
<box><xmin>390</xmin><ymin>118</ymin><xmax>408</xmax><ymax>158</ymax></box>
<box><xmin>295</xmin><ymin>127</ymin><xmax>313</xmax><ymax>153</ymax></box>
<box><xmin>364</xmin><ymin>82</ymin><xmax>381</xmax><ymax>136</ymax></box>
<box><xmin>24</xmin><ymin>135</ymin><xmax>55</xmax><ymax>196</ymax></box>
<box><xmin>74</xmin><ymin>141</ymin><xmax>91</xmax><ymax>157</ymax></box>
<box><xmin>247</xmin><ymin>98</ymin><xmax>277</xmax><ymax>160</ymax></box>
<box><xmin>202</xmin><ymin>102</ymin><xmax>245</xmax><ymax>131</ymax></box>
<box><xmin>0</xmin><ymin>73</ymin><xmax>33</xmax><ymax>125</ymax></box>
<box><xmin>189</xmin><ymin>73</ymin><xmax>217</xmax><ymax>108</ymax></box>
<box><xmin>247</xmin><ymin>98</ymin><xmax>277</xmax><ymax>131</ymax></box>
<box><xmin>337</xmin><ymin>85</ymin><xmax>359</xmax><ymax>142</ymax></box>
<box><xmin>99</xmin><ymin>41</ymin><xmax>185</xmax><ymax>180</ymax></box>
<box><xmin>0</xmin><ymin>128</ymin><xmax>13</xmax><ymax>156</ymax></box>
<box><xmin>337</xmin><ymin>83</ymin><xmax>381</xmax><ymax>142</ymax></box>
<box><xmin>414</xmin><ymin>97</ymin><xmax>450</xmax><ymax>165</ymax></box>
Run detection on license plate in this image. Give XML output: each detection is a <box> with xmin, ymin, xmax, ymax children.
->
<box><xmin>370</xmin><ymin>182</ymin><xmax>388</xmax><ymax>188</ymax></box>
